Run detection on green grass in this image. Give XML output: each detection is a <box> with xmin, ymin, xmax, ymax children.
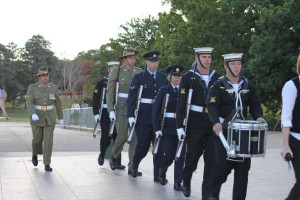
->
<box><xmin>0</xmin><ymin>108</ymin><xmax>29</xmax><ymax>122</ymax></box>
<box><xmin>0</xmin><ymin>95</ymin><xmax>78</xmax><ymax>122</ymax></box>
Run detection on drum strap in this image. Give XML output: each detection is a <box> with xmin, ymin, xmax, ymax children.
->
<box><xmin>220</xmin><ymin>76</ymin><xmax>249</xmax><ymax>128</ymax></box>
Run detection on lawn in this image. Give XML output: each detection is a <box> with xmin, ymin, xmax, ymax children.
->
<box><xmin>0</xmin><ymin>95</ymin><xmax>78</xmax><ymax>122</ymax></box>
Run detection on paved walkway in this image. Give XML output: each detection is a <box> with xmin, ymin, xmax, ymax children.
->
<box><xmin>0</xmin><ymin>122</ymin><xmax>295</xmax><ymax>200</ymax></box>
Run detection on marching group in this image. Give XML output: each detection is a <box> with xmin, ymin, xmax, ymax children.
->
<box><xmin>22</xmin><ymin>47</ymin><xmax>300</xmax><ymax>200</ymax></box>
<box><xmin>92</xmin><ymin>47</ymin><xmax>266</xmax><ymax>200</ymax></box>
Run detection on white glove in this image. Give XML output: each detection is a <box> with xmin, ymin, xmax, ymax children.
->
<box><xmin>183</xmin><ymin>118</ymin><xmax>187</xmax><ymax>127</ymax></box>
<box><xmin>257</xmin><ymin>117</ymin><xmax>266</xmax><ymax>123</ymax></box>
<box><xmin>155</xmin><ymin>130</ymin><xmax>163</xmax><ymax>139</ymax></box>
<box><xmin>59</xmin><ymin>119</ymin><xmax>64</xmax><ymax>128</ymax></box>
<box><xmin>128</xmin><ymin>117</ymin><xmax>135</xmax><ymax>127</ymax></box>
<box><xmin>31</xmin><ymin>114</ymin><xmax>39</xmax><ymax>121</ymax></box>
<box><xmin>94</xmin><ymin>114</ymin><xmax>100</xmax><ymax>123</ymax></box>
<box><xmin>177</xmin><ymin>128</ymin><xmax>186</xmax><ymax>141</ymax></box>
<box><xmin>109</xmin><ymin>111</ymin><xmax>116</xmax><ymax>121</ymax></box>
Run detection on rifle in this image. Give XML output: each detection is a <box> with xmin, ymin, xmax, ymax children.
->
<box><xmin>175</xmin><ymin>88</ymin><xmax>193</xmax><ymax>161</ymax></box>
<box><xmin>108</xmin><ymin>64</ymin><xmax>121</xmax><ymax>137</ymax></box>
<box><xmin>93</xmin><ymin>87</ymin><xmax>106</xmax><ymax>138</ymax></box>
<box><xmin>152</xmin><ymin>93</ymin><xmax>169</xmax><ymax>155</ymax></box>
<box><xmin>93</xmin><ymin>119</ymin><xmax>100</xmax><ymax>137</ymax></box>
<box><xmin>127</xmin><ymin>85</ymin><xmax>143</xmax><ymax>143</ymax></box>
<box><xmin>175</xmin><ymin>63</ymin><xmax>197</xmax><ymax>161</ymax></box>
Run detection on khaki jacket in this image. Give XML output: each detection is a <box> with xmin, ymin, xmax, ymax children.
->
<box><xmin>26</xmin><ymin>83</ymin><xmax>63</xmax><ymax>126</ymax></box>
<box><xmin>106</xmin><ymin>64</ymin><xmax>142</xmax><ymax>116</ymax></box>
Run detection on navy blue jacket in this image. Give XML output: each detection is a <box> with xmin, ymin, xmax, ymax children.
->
<box><xmin>152</xmin><ymin>84</ymin><xmax>178</xmax><ymax>136</ymax></box>
<box><xmin>127</xmin><ymin>69</ymin><xmax>168</xmax><ymax>124</ymax></box>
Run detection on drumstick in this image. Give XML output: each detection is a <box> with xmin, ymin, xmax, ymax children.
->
<box><xmin>219</xmin><ymin>131</ymin><xmax>230</xmax><ymax>152</ymax></box>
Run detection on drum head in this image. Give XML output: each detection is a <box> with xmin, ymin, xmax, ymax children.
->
<box><xmin>229</xmin><ymin>120</ymin><xmax>268</xmax><ymax>131</ymax></box>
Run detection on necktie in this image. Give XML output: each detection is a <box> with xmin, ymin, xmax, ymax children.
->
<box><xmin>174</xmin><ymin>87</ymin><xmax>178</xmax><ymax>98</ymax></box>
<box><xmin>174</xmin><ymin>87</ymin><xmax>178</xmax><ymax>93</ymax></box>
<box><xmin>151</xmin><ymin>74</ymin><xmax>155</xmax><ymax>82</ymax></box>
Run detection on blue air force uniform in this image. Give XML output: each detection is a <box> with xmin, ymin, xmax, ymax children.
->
<box><xmin>152</xmin><ymin>65</ymin><xmax>185</xmax><ymax>189</ymax></box>
<box><xmin>127</xmin><ymin>51</ymin><xmax>168</xmax><ymax>179</ymax></box>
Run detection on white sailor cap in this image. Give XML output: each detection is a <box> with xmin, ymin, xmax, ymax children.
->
<box><xmin>222</xmin><ymin>53</ymin><xmax>243</xmax><ymax>62</ymax></box>
<box><xmin>194</xmin><ymin>47</ymin><xmax>214</xmax><ymax>54</ymax></box>
<box><xmin>107</xmin><ymin>61</ymin><xmax>120</xmax><ymax>66</ymax></box>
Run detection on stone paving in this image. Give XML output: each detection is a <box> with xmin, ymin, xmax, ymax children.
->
<box><xmin>0</xmin><ymin>122</ymin><xmax>295</xmax><ymax>200</ymax></box>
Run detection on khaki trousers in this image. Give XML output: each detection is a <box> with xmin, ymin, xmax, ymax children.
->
<box><xmin>31</xmin><ymin>125</ymin><xmax>55</xmax><ymax>165</ymax></box>
<box><xmin>112</xmin><ymin>114</ymin><xmax>137</xmax><ymax>169</ymax></box>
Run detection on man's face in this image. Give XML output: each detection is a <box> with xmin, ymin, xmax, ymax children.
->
<box><xmin>226</xmin><ymin>61</ymin><xmax>242</xmax><ymax>77</ymax></box>
<box><xmin>196</xmin><ymin>54</ymin><xmax>212</xmax><ymax>68</ymax></box>
<box><xmin>38</xmin><ymin>74</ymin><xmax>49</xmax><ymax>85</ymax></box>
<box><xmin>146</xmin><ymin>60</ymin><xmax>159</xmax><ymax>72</ymax></box>
<box><xmin>123</xmin><ymin>55</ymin><xmax>136</xmax><ymax>67</ymax></box>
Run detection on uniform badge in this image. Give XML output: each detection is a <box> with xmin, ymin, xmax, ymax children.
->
<box><xmin>210</xmin><ymin>97</ymin><xmax>216</xmax><ymax>103</ymax></box>
<box><xmin>49</xmin><ymin>94</ymin><xmax>56</xmax><ymax>100</ymax></box>
<box><xmin>94</xmin><ymin>89</ymin><xmax>98</xmax><ymax>93</ymax></box>
<box><xmin>180</xmin><ymin>88</ymin><xmax>185</xmax><ymax>94</ymax></box>
<box><xmin>220</xmin><ymin>87</ymin><xmax>225</xmax><ymax>89</ymax></box>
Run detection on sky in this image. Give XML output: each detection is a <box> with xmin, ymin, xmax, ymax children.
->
<box><xmin>0</xmin><ymin>0</ymin><xmax>170</xmax><ymax>59</ymax></box>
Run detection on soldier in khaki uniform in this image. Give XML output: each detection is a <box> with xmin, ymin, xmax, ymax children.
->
<box><xmin>106</xmin><ymin>48</ymin><xmax>143</xmax><ymax>175</ymax></box>
<box><xmin>26</xmin><ymin>66</ymin><xmax>64</xmax><ymax>172</ymax></box>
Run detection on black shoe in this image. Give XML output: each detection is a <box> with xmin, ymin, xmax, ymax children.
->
<box><xmin>207</xmin><ymin>197</ymin><xmax>218</xmax><ymax>200</ymax></box>
<box><xmin>174</xmin><ymin>183</ymin><xmax>182</xmax><ymax>191</ymax></box>
<box><xmin>182</xmin><ymin>185</ymin><xmax>191</xmax><ymax>197</ymax></box>
<box><xmin>45</xmin><ymin>165</ymin><xmax>53</xmax><ymax>172</ymax></box>
<box><xmin>159</xmin><ymin>177</ymin><xmax>168</xmax><ymax>185</ymax></box>
<box><xmin>115</xmin><ymin>163</ymin><xmax>126</xmax><ymax>170</ymax></box>
<box><xmin>32</xmin><ymin>155</ymin><xmax>38</xmax><ymax>166</ymax></box>
<box><xmin>128</xmin><ymin>169</ymin><xmax>142</xmax><ymax>176</ymax></box>
<box><xmin>109</xmin><ymin>157</ymin><xmax>117</xmax><ymax>170</ymax></box>
<box><xmin>98</xmin><ymin>154</ymin><xmax>104</xmax><ymax>166</ymax></box>
<box><xmin>153</xmin><ymin>176</ymin><xmax>160</xmax><ymax>182</ymax></box>
<box><xmin>130</xmin><ymin>168</ymin><xmax>138</xmax><ymax>178</ymax></box>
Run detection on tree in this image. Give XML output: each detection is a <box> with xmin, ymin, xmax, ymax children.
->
<box><xmin>248</xmin><ymin>0</ymin><xmax>300</xmax><ymax>109</ymax></box>
<box><xmin>22</xmin><ymin>35</ymin><xmax>60</xmax><ymax>86</ymax></box>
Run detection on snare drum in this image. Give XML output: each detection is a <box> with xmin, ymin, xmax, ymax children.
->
<box><xmin>227</xmin><ymin>120</ymin><xmax>268</xmax><ymax>158</ymax></box>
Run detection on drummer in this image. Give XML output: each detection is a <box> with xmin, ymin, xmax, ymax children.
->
<box><xmin>206</xmin><ymin>53</ymin><xmax>266</xmax><ymax>200</ymax></box>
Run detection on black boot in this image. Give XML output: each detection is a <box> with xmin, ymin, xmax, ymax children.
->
<box><xmin>109</xmin><ymin>156</ymin><xmax>117</xmax><ymax>170</ymax></box>
<box><xmin>159</xmin><ymin>171</ymin><xmax>168</xmax><ymax>185</ymax></box>
<box><xmin>98</xmin><ymin>153</ymin><xmax>104</xmax><ymax>166</ymax></box>
<box><xmin>182</xmin><ymin>182</ymin><xmax>191</xmax><ymax>197</ymax></box>
<box><xmin>129</xmin><ymin>166</ymin><xmax>139</xmax><ymax>178</ymax></box>
<box><xmin>174</xmin><ymin>183</ymin><xmax>182</xmax><ymax>191</ymax></box>
<box><xmin>128</xmin><ymin>169</ymin><xmax>142</xmax><ymax>176</ymax></box>
<box><xmin>32</xmin><ymin>155</ymin><xmax>38</xmax><ymax>166</ymax></box>
<box><xmin>44</xmin><ymin>165</ymin><xmax>53</xmax><ymax>172</ymax></box>
<box><xmin>115</xmin><ymin>154</ymin><xmax>125</xmax><ymax>170</ymax></box>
